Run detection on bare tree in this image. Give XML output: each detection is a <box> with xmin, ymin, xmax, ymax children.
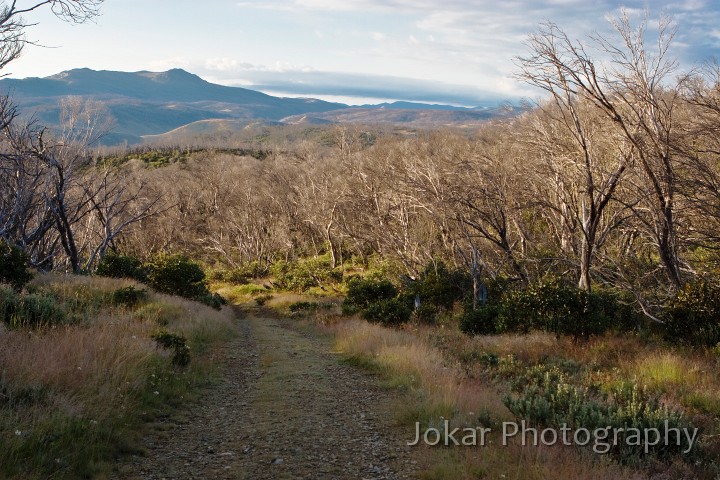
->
<box><xmin>517</xmin><ymin>11</ymin><xmax>686</xmax><ymax>292</ymax></box>
<box><xmin>0</xmin><ymin>0</ymin><xmax>104</xmax><ymax>73</ymax></box>
<box><xmin>79</xmin><ymin>168</ymin><xmax>159</xmax><ymax>271</ymax></box>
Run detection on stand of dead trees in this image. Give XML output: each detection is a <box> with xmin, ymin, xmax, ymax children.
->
<box><xmin>109</xmin><ymin>13</ymin><xmax>720</xmax><ymax>320</ymax></box>
<box><xmin>5</xmin><ymin>10</ymin><xmax>720</xmax><ymax>321</ymax></box>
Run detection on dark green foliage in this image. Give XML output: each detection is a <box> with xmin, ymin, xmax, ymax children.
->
<box><xmin>96</xmin><ymin>252</ymin><xmax>148</xmax><ymax>282</ymax></box>
<box><xmin>461</xmin><ymin>277</ymin><xmax>633</xmax><ymax>338</ymax></box>
<box><xmin>210</xmin><ymin>261</ymin><xmax>268</xmax><ymax>284</ymax></box>
<box><xmin>342</xmin><ymin>277</ymin><xmax>397</xmax><ymax>315</ymax></box>
<box><xmin>503</xmin><ymin>364</ymin><xmax>696</xmax><ymax>462</ymax></box>
<box><xmin>362</xmin><ymin>298</ymin><xmax>412</xmax><ymax>326</ymax></box>
<box><xmin>342</xmin><ymin>277</ymin><xmax>412</xmax><ymax>325</ymax></box>
<box><xmin>151</xmin><ymin>331</ymin><xmax>191</xmax><ymax>367</ymax></box>
<box><xmin>145</xmin><ymin>254</ymin><xmax>207</xmax><ymax>298</ymax></box>
<box><xmin>0</xmin><ymin>286</ymin><xmax>21</xmax><ymax>326</ymax></box>
<box><xmin>663</xmin><ymin>278</ymin><xmax>720</xmax><ymax>347</ymax></box>
<box><xmin>0</xmin><ymin>239</ymin><xmax>32</xmax><ymax>291</ymax></box>
<box><xmin>99</xmin><ymin>253</ymin><xmax>223</xmax><ymax>309</ymax></box>
<box><xmin>289</xmin><ymin>301</ymin><xmax>318</xmax><ymax>312</ymax></box>
<box><xmin>412</xmin><ymin>303</ymin><xmax>440</xmax><ymax>324</ymax></box>
<box><xmin>412</xmin><ymin>262</ymin><xmax>469</xmax><ymax>311</ymax></box>
<box><xmin>15</xmin><ymin>294</ymin><xmax>67</xmax><ymax>327</ymax></box>
<box><xmin>270</xmin><ymin>256</ymin><xmax>342</xmax><ymax>291</ymax></box>
<box><xmin>460</xmin><ymin>304</ymin><xmax>501</xmax><ymax>335</ymax></box>
<box><xmin>0</xmin><ymin>287</ymin><xmax>68</xmax><ymax>328</ymax></box>
<box><xmin>111</xmin><ymin>286</ymin><xmax>148</xmax><ymax>308</ymax></box>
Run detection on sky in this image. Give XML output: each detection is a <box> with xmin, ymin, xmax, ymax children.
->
<box><xmin>5</xmin><ymin>0</ymin><xmax>720</xmax><ymax>106</ymax></box>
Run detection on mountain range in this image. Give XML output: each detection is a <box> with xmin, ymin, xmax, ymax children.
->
<box><xmin>0</xmin><ymin>68</ymin><xmax>516</xmax><ymax>145</ymax></box>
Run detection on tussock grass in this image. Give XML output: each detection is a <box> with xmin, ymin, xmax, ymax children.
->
<box><xmin>0</xmin><ymin>273</ymin><xmax>235</xmax><ymax>479</ymax></box>
<box><xmin>635</xmin><ymin>352</ymin><xmax>699</xmax><ymax>390</ymax></box>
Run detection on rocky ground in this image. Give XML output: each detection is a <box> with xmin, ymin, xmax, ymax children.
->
<box><xmin>114</xmin><ymin>308</ymin><xmax>423</xmax><ymax>479</ymax></box>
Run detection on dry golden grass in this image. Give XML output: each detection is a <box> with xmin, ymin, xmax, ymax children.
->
<box><xmin>0</xmin><ymin>273</ymin><xmax>236</xmax><ymax>479</ymax></box>
<box><xmin>330</xmin><ymin>318</ymin><xmax>667</xmax><ymax>480</ymax></box>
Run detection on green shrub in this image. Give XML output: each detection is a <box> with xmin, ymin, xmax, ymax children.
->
<box><xmin>209</xmin><ymin>262</ymin><xmax>269</xmax><ymax>284</ymax></box>
<box><xmin>460</xmin><ymin>304</ymin><xmax>500</xmax><ymax>335</ymax></box>
<box><xmin>503</xmin><ymin>365</ymin><xmax>696</xmax><ymax>462</ymax></box>
<box><xmin>0</xmin><ymin>287</ymin><xmax>68</xmax><ymax>328</ymax></box>
<box><xmin>0</xmin><ymin>240</ymin><xmax>32</xmax><ymax>291</ymax></box>
<box><xmin>0</xmin><ymin>286</ymin><xmax>20</xmax><ymax>324</ymax></box>
<box><xmin>289</xmin><ymin>301</ymin><xmax>319</xmax><ymax>312</ymax></box>
<box><xmin>111</xmin><ymin>286</ymin><xmax>148</xmax><ymax>308</ymax></box>
<box><xmin>96</xmin><ymin>252</ymin><xmax>147</xmax><ymax>282</ymax></box>
<box><xmin>195</xmin><ymin>292</ymin><xmax>226</xmax><ymax>310</ymax></box>
<box><xmin>412</xmin><ymin>303</ymin><xmax>440</xmax><ymax>324</ymax></box>
<box><xmin>289</xmin><ymin>301</ymin><xmax>334</xmax><ymax>314</ymax></box>
<box><xmin>412</xmin><ymin>262</ymin><xmax>469</xmax><ymax>311</ymax></box>
<box><xmin>151</xmin><ymin>331</ymin><xmax>191</xmax><ymax>367</ymax></box>
<box><xmin>461</xmin><ymin>277</ymin><xmax>632</xmax><ymax>339</ymax></box>
<box><xmin>362</xmin><ymin>298</ymin><xmax>412</xmax><ymax>326</ymax></box>
<box><xmin>663</xmin><ymin>278</ymin><xmax>720</xmax><ymax>347</ymax></box>
<box><xmin>270</xmin><ymin>256</ymin><xmax>342</xmax><ymax>292</ymax></box>
<box><xmin>145</xmin><ymin>254</ymin><xmax>207</xmax><ymax>299</ymax></box>
<box><xmin>342</xmin><ymin>277</ymin><xmax>397</xmax><ymax>315</ymax></box>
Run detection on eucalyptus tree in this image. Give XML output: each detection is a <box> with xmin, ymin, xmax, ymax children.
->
<box><xmin>517</xmin><ymin>11</ymin><xmax>687</xmax><ymax>292</ymax></box>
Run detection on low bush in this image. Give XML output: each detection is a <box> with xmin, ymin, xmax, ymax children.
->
<box><xmin>503</xmin><ymin>364</ymin><xmax>697</xmax><ymax>462</ymax></box>
<box><xmin>144</xmin><ymin>254</ymin><xmax>223</xmax><ymax>309</ymax></box>
<box><xmin>111</xmin><ymin>286</ymin><xmax>148</xmax><ymax>308</ymax></box>
<box><xmin>0</xmin><ymin>240</ymin><xmax>32</xmax><ymax>292</ymax></box>
<box><xmin>412</xmin><ymin>303</ymin><xmax>440</xmax><ymax>324</ymax></box>
<box><xmin>461</xmin><ymin>277</ymin><xmax>634</xmax><ymax>339</ymax></box>
<box><xmin>270</xmin><ymin>255</ymin><xmax>342</xmax><ymax>292</ymax></box>
<box><xmin>220</xmin><ymin>261</ymin><xmax>268</xmax><ymax>283</ymax></box>
<box><xmin>96</xmin><ymin>252</ymin><xmax>147</xmax><ymax>282</ymax></box>
<box><xmin>663</xmin><ymin>278</ymin><xmax>720</xmax><ymax>347</ymax></box>
<box><xmin>0</xmin><ymin>286</ymin><xmax>20</xmax><ymax>324</ymax></box>
<box><xmin>362</xmin><ymin>298</ymin><xmax>412</xmax><ymax>326</ymax></box>
<box><xmin>145</xmin><ymin>254</ymin><xmax>207</xmax><ymax>298</ymax></box>
<box><xmin>288</xmin><ymin>301</ymin><xmax>333</xmax><ymax>313</ymax></box>
<box><xmin>411</xmin><ymin>261</ymin><xmax>469</xmax><ymax>311</ymax></box>
<box><xmin>151</xmin><ymin>331</ymin><xmax>191</xmax><ymax>367</ymax></box>
<box><xmin>342</xmin><ymin>277</ymin><xmax>397</xmax><ymax>315</ymax></box>
<box><xmin>254</xmin><ymin>293</ymin><xmax>273</xmax><ymax>306</ymax></box>
<box><xmin>0</xmin><ymin>287</ymin><xmax>68</xmax><ymax>328</ymax></box>
<box><xmin>195</xmin><ymin>292</ymin><xmax>226</xmax><ymax>310</ymax></box>
<box><xmin>459</xmin><ymin>304</ymin><xmax>500</xmax><ymax>335</ymax></box>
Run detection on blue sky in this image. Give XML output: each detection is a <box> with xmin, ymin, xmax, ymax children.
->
<box><xmin>7</xmin><ymin>0</ymin><xmax>720</xmax><ymax>106</ymax></box>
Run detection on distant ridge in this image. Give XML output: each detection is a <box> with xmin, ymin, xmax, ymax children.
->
<box><xmin>0</xmin><ymin>68</ymin><xmax>515</xmax><ymax>145</ymax></box>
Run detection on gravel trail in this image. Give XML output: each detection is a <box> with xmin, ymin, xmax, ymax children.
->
<box><xmin>115</xmin><ymin>308</ymin><xmax>422</xmax><ymax>479</ymax></box>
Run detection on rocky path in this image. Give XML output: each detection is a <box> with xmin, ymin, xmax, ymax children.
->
<box><xmin>115</xmin><ymin>309</ymin><xmax>422</xmax><ymax>479</ymax></box>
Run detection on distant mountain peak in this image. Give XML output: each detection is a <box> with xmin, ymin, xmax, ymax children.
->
<box><xmin>0</xmin><ymin>67</ymin><xmax>512</xmax><ymax>145</ymax></box>
<box><xmin>136</xmin><ymin>68</ymin><xmax>205</xmax><ymax>83</ymax></box>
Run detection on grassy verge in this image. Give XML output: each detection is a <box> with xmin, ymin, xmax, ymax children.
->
<box><xmin>330</xmin><ymin>317</ymin><xmax>711</xmax><ymax>479</ymax></box>
<box><xmin>0</xmin><ymin>273</ymin><xmax>235</xmax><ymax>479</ymax></box>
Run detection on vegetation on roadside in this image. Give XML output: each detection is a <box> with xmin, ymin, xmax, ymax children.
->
<box><xmin>0</xmin><ymin>274</ymin><xmax>234</xmax><ymax>479</ymax></box>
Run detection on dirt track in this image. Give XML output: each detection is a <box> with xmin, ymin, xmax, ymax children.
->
<box><xmin>114</xmin><ymin>309</ymin><xmax>422</xmax><ymax>479</ymax></box>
